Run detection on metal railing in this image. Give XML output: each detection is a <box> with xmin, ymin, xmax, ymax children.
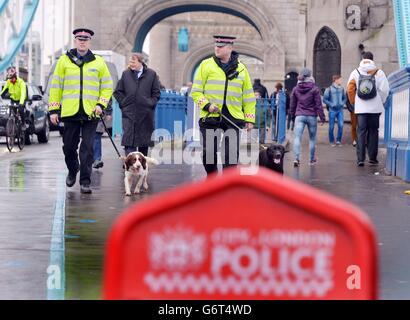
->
<box><xmin>393</xmin><ymin>0</ymin><xmax>410</xmax><ymax>68</ymax></box>
<box><xmin>254</xmin><ymin>93</ymin><xmax>287</xmax><ymax>144</ymax></box>
<box><xmin>112</xmin><ymin>90</ymin><xmax>288</xmax><ymax>145</ymax></box>
<box><xmin>112</xmin><ymin>90</ymin><xmax>187</xmax><ymax>141</ymax></box>
<box><xmin>153</xmin><ymin>91</ymin><xmax>187</xmax><ymax>141</ymax></box>
<box><xmin>384</xmin><ymin>66</ymin><xmax>410</xmax><ymax>182</ymax></box>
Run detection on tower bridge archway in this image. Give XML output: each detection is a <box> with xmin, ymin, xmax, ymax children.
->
<box><xmin>182</xmin><ymin>41</ymin><xmax>265</xmax><ymax>85</ymax></box>
<box><xmin>74</xmin><ymin>0</ymin><xmax>306</xmax><ymax>90</ymax></box>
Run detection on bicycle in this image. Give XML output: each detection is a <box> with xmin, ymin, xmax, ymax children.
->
<box><xmin>5</xmin><ymin>104</ymin><xmax>25</xmax><ymax>152</ymax></box>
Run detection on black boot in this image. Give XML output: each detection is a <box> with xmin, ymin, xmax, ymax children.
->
<box><xmin>66</xmin><ymin>171</ymin><xmax>77</xmax><ymax>187</ymax></box>
<box><xmin>80</xmin><ymin>185</ymin><xmax>92</xmax><ymax>194</ymax></box>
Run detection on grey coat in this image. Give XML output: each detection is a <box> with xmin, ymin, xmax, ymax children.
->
<box><xmin>113</xmin><ymin>65</ymin><xmax>161</xmax><ymax>147</ymax></box>
<box><xmin>96</xmin><ymin>99</ymin><xmax>113</xmax><ymax>134</ymax></box>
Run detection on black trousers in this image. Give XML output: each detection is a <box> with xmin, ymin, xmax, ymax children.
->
<box><xmin>199</xmin><ymin>119</ymin><xmax>241</xmax><ymax>175</ymax></box>
<box><xmin>124</xmin><ymin>146</ymin><xmax>148</xmax><ymax>157</ymax></box>
<box><xmin>63</xmin><ymin>120</ymin><xmax>98</xmax><ymax>186</ymax></box>
<box><xmin>11</xmin><ymin>100</ymin><xmax>26</xmax><ymax>126</ymax></box>
<box><xmin>356</xmin><ymin>113</ymin><xmax>381</xmax><ymax>163</ymax></box>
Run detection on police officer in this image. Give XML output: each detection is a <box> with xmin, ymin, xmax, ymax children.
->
<box><xmin>191</xmin><ymin>35</ymin><xmax>256</xmax><ymax>175</ymax></box>
<box><xmin>49</xmin><ymin>28</ymin><xmax>113</xmax><ymax>194</ymax></box>
<box><xmin>1</xmin><ymin>66</ymin><xmax>27</xmax><ymax>129</ymax></box>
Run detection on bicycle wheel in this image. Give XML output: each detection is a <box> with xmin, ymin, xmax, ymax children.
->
<box><xmin>17</xmin><ymin>121</ymin><xmax>25</xmax><ymax>150</ymax></box>
<box><xmin>6</xmin><ymin>117</ymin><xmax>16</xmax><ymax>152</ymax></box>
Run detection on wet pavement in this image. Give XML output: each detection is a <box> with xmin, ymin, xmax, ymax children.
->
<box><xmin>0</xmin><ymin>134</ymin><xmax>66</xmax><ymax>299</ymax></box>
<box><xmin>0</xmin><ymin>124</ymin><xmax>409</xmax><ymax>299</ymax></box>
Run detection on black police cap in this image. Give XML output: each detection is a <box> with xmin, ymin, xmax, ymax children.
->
<box><xmin>213</xmin><ymin>35</ymin><xmax>236</xmax><ymax>46</ymax></box>
<box><xmin>72</xmin><ymin>28</ymin><xmax>95</xmax><ymax>37</ymax></box>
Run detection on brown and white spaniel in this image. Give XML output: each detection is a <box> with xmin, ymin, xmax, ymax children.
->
<box><xmin>123</xmin><ymin>152</ymin><xmax>159</xmax><ymax>196</ymax></box>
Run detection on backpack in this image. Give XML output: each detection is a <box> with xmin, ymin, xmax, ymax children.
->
<box><xmin>356</xmin><ymin>69</ymin><xmax>378</xmax><ymax>100</ymax></box>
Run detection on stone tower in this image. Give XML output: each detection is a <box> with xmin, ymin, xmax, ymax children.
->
<box><xmin>307</xmin><ymin>0</ymin><xmax>397</xmax><ymax>91</ymax></box>
<box><xmin>73</xmin><ymin>0</ymin><xmax>397</xmax><ymax>92</ymax></box>
<box><xmin>73</xmin><ymin>0</ymin><xmax>308</xmax><ymax>93</ymax></box>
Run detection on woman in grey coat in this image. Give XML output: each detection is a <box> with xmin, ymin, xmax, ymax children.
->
<box><xmin>113</xmin><ymin>53</ymin><xmax>161</xmax><ymax>156</ymax></box>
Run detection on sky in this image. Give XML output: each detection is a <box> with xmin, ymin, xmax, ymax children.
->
<box><xmin>31</xmin><ymin>0</ymin><xmax>69</xmax><ymax>64</ymax></box>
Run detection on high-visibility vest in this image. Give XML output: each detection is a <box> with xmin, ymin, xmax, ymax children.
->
<box><xmin>1</xmin><ymin>77</ymin><xmax>27</xmax><ymax>104</ymax></box>
<box><xmin>191</xmin><ymin>57</ymin><xmax>256</xmax><ymax>123</ymax></box>
<box><xmin>48</xmin><ymin>52</ymin><xmax>113</xmax><ymax>118</ymax></box>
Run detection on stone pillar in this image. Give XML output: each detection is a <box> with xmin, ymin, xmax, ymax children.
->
<box><xmin>149</xmin><ymin>22</ymin><xmax>172</xmax><ymax>89</ymax></box>
<box><xmin>263</xmin><ymin>47</ymin><xmax>286</xmax><ymax>94</ymax></box>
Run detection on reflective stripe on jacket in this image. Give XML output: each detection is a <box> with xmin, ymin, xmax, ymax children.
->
<box><xmin>190</xmin><ymin>57</ymin><xmax>256</xmax><ymax>123</ymax></box>
<box><xmin>1</xmin><ymin>78</ymin><xmax>27</xmax><ymax>104</ymax></box>
<box><xmin>48</xmin><ymin>52</ymin><xmax>113</xmax><ymax>118</ymax></box>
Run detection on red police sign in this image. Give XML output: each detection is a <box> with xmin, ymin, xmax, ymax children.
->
<box><xmin>104</xmin><ymin>168</ymin><xmax>377</xmax><ymax>300</ymax></box>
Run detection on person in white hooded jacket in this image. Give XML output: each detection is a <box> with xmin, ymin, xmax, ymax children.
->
<box><xmin>347</xmin><ymin>51</ymin><xmax>390</xmax><ymax>167</ymax></box>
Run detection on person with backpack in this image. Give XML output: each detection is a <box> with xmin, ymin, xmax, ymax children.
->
<box><xmin>347</xmin><ymin>51</ymin><xmax>390</xmax><ymax>167</ymax></box>
<box><xmin>323</xmin><ymin>75</ymin><xmax>347</xmax><ymax>147</ymax></box>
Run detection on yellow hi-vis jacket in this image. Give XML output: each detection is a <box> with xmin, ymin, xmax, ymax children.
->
<box><xmin>191</xmin><ymin>56</ymin><xmax>256</xmax><ymax>123</ymax></box>
<box><xmin>48</xmin><ymin>51</ymin><xmax>113</xmax><ymax>118</ymax></box>
<box><xmin>1</xmin><ymin>77</ymin><xmax>27</xmax><ymax>104</ymax></box>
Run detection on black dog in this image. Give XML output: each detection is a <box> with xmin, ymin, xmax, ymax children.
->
<box><xmin>258</xmin><ymin>144</ymin><xmax>286</xmax><ymax>175</ymax></box>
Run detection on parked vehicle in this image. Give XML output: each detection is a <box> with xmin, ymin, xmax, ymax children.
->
<box><xmin>0</xmin><ymin>82</ymin><xmax>50</xmax><ymax>145</ymax></box>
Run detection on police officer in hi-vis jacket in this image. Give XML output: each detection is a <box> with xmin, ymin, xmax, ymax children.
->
<box><xmin>49</xmin><ymin>28</ymin><xmax>113</xmax><ymax>194</ymax></box>
<box><xmin>191</xmin><ymin>35</ymin><xmax>256</xmax><ymax>176</ymax></box>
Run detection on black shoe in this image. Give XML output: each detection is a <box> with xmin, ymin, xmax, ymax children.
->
<box><xmin>80</xmin><ymin>185</ymin><xmax>92</xmax><ymax>194</ymax></box>
<box><xmin>66</xmin><ymin>172</ymin><xmax>77</xmax><ymax>187</ymax></box>
<box><xmin>92</xmin><ymin>160</ymin><xmax>104</xmax><ymax>169</ymax></box>
<box><xmin>357</xmin><ymin>161</ymin><xmax>365</xmax><ymax>167</ymax></box>
<box><xmin>369</xmin><ymin>160</ymin><xmax>379</xmax><ymax>166</ymax></box>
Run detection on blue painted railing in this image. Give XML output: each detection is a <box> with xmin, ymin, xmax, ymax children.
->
<box><xmin>393</xmin><ymin>0</ymin><xmax>410</xmax><ymax>68</ymax></box>
<box><xmin>255</xmin><ymin>95</ymin><xmax>286</xmax><ymax>144</ymax></box>
<box><xmin>0</xmin><ymin>0</ymin><xmax>40</xmax><ymax>72</ymax></box>
<box><xmin>112</xmin><ymin>90</ymin><xmax>187</xmax><ymax>141</ymax></box>
<box><xmin>113</xmin><ymin>91</ymin><xmax>288</xmax><ymax>145</ymax></box>
<box><xmin>153</xmin><ymin>91</ymin><xmax>187</xmax><ymax>141</ymax></box>
<box><xmin>384</xmin><ymin>67</ymin><xmax>410</xmax><ymax>182</ymax></box>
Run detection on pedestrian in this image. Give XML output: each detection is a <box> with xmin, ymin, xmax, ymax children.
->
<box><xmin>323</xmin><ymin>75</ymin><xmax>347</xmax><ymax>147</ymax></box>
<box><xmin>253</xmin><ymin>79</ymin><xmax>268</xmax><ymax>99</ymax></box>
<box><xmin>285</xmin><ymin>89</ymin><xmax>293</xmax><ymax>131</ymax></box>
<box><xmin>191</xmin><ymin>35</ymin><xmax>256</xmax><ymax>176</ymax></box>
<box><xmin>290</xmin><ymin>68</ymin><xmax>326</xmax><ymax>167</ymax></box>
<box><xmin>1</xmin><ymin>66</ymin><xmax>27</xmax><ymax>129</ymax></box>
<box><xmin>92</xmin><ymin>98</ymin><xmax>113</xmax><ymax>169</ymax></box>
<box><xmin>346</xmin><ymin>98</ymin><xmax>358</xmax><ymax>147</ymax></box>
<box><xmin>347</xmin><ymin>51</ymin><xmax>390</xmax><ymax>167</ymax></box>
<box><xmin>113</xmin><ymin>52</ymin><xmax>161</xmax><ymax>157</ymax></box>
<box><xmin>48</xmin><ymin>28</ymin><xmax>113</xmax><ymax>194</ymax></box>
<box><xmin>254</xmin><ymin>90</ymin><xmax>270</xmax><ymax>144</ymax></box>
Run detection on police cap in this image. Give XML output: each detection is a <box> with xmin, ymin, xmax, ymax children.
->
<box><xmin>213</xmin><ymin>35</ymin><xmax>236</xmax><ymax>47</ymax></box>
<box><xmin>73</xmin><ymin>28</ymin><xmax>95</xmax><ymax>39</ymax></box>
